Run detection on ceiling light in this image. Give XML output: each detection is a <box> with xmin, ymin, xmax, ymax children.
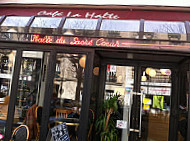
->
<box><xmin>79</xmin><ymin>56</ymin><xmax>86</xmax><ymax>68</ymax></box>
<box><xmin>149</xmin><ymin>69</ymin><xmax>156</xmax><ymax>77</ymax></box>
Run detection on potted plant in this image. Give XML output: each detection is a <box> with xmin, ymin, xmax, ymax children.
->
<box><xmin>95</xmin><ymin>95</ymin><xmax>120</xmax><ymax>141</ymax></box>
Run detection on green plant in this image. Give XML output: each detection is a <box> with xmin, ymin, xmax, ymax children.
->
<box><xmin>95</xmin><ymin>95</ymin><xmax>120</xmax><ymax>141</ymax></box>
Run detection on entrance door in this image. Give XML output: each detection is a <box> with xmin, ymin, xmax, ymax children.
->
<box><xmin>101</xmin><ymin>65</ymin><xmax>171</xmax><ymax>141</ymax></box>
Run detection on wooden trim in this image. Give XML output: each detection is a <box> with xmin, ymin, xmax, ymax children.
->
<box><xmin>5</xmin><ymin>49</ymin><xmax>23</xmax><ymax>141</ymax></box>
<box><xmin>184</xmin><ymin>21</ymin><xmax>190</xmax><ymax>41</ymax></box>
<box><xmin>187</xmin><ymin>66</ymin><xmax>190</xmax><ymax>141</ymax></box>
<box><xmin>57</xmin><ymin>17</ymin><xmax>66</xmax><ymax>34</ymax></box>
<box><xmin>139</xmin><ymin>19</ymin><xmax>145</xmax><ymax>39</ymax></box>
<box><xmin>25</xmin><ymin>16</ymin><xmax>35</xmax><ymax>33</ymax></box>
<box><xmin>39</xmin><ymin>50</ymin><xmax>57</xmax><ymax>140</ymax></box>
<box><xmin>169</xmin><ymin>68</ymin><xmax>179</xmax><ymax>141</ymax></box>
<box><xmin>78</xmin><ymin>50</ymin><xmax>95</xmax><ymax>141</ymax></box>
<box><xmin>96</xmin><ymin>62</ymin><xmax>106</xmax><ymax>117</ymax></box>
<box><xmin>0</xmin><ymin>15</ymin><xmax>6</xmax><ymax>26</ymax></box>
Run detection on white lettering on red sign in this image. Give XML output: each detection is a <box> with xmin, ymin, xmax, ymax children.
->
<box><xmin>37</xmin><ymin>10</ymin><xmax>120</xmax><ymax>19</ymax></box>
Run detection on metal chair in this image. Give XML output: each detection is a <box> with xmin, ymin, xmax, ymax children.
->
<box><xmin>11</xmin><ymin>125</ymin><xmax>29</xmax><ymax>141</ymax></box>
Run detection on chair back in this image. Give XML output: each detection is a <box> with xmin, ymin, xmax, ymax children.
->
<box><xmin>35</xmin><ymin>106</ymin><xmax>42</xmax><ymax>125</ymax></box>
<box><xmin>56</xmin><ymin>108</ymin><xmax>73</xmax><ymax>118</ymax></box>
<box><xmin>11</xmin><ymin>125</ymin><xmax>29</xmax><ymax>141</ymax></box>
<box><xmin>35</xmin><ymin>106</ymin><xmax>42</xmax><ymax>140</ymax></box>
<box><xmin>88</xmin><ymin>109</ymin><xmax>95</xmax><ymax>141</ymax></box>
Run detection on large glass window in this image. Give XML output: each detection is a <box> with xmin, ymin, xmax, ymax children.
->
<box><xmin>1</xmin><ymin>16</ymin><xmax>30</xmax><ymax>27</ymax></box>
<box><xmin>63</xmin><ymin>18</ymin><xmax>98</xmax><ymax>30</ymax></box>
<box><xmin>100</xmin><ymin>20</ymin><xmax>140</xmax><ymax>31</ymax></box>
<box><xmin>13</xmin><ymin>51</ymin><xmax>46</xmax><ymax>141</ymax></box>
<box><xmin>31</xmin><ymin>17</ymin><xmax>62</xmax><ymax>28</ymax></box>
<box><xmin>140</xmin><ymin>67</ymin><xmax>171</xmax><ymax>141</ymax></box>
<box><xmin>144</xmin><ymin>21</ymin><xmax>186</xmax><ymax>34</ymax></box>
<box><xmin>48</xmin><ymin>53</ymin><xmax>85</xmax><ymax>140</ymax></box>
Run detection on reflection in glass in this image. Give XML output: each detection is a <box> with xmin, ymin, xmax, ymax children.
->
<box><xmin>101</xmin><ymin>20</ymin><xmax>140</xmax><ymax>31</ymax></box>
<box><xmin>0</xmin><ymin>50</ymin><xmax>16</xmax><ymax>140</ymax></box>
<box><xmin>140</xmin><ymin>67</ymin><xmax>171</xmax><ymax>141</ymax></box>
<box><xmin>144</xmin><ymin>21</ymin><xmax>186</xmax><ymax>33</ymax></box>
<box><xmin>63</xmin><ymin>18</ymin><xmax>98</xmax><ymax>30</ymax></box>
<box><xmin>1</xmin><ymin>16</ymin><xmax>30</xmax><ymax>27</ymax></box>
<box><xmin>31</xmin><ymin>17</ymin><xmax>62</xmax><ymax>28</ymax></box>
<box><xmin>13</xmin><ymin>51</ymin><xmax>44</xmax><ymax>140</ymax></box>
<box><xmin>102</xmin><ymin>65</ymin><xmax>134</xmax><ymax>141</ymax></box>
<box><xmin>49</xmin><ymin>53</ymin><xmax>85</xmax><ymax>140</ymax></box>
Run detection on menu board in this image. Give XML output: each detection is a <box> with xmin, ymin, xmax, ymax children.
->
<box><xmin>51</xmin><ymin>122</ymin><xmax>70</xmax><ymax>141</ymax></box>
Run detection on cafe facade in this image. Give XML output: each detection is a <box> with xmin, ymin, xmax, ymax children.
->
<box><xmin>0</xmin><ymin>3</ymin><xmax>190</xmax><ymax>141</ymax></box>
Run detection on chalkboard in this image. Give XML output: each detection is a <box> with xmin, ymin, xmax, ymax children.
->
<box><xmin>50</xmin><ymin>122</ymin><xmax>70</xmax><ymax>141</ymax></box>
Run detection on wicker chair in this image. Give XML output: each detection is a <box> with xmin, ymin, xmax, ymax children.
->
<box><xmin>11</xmin><ymin>125</ymin><xmax>29</xmax><ymax>141</ymax></box>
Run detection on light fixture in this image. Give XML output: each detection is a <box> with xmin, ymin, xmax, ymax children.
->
<box><xmin>143</xmin><ymin>32</ymin><xmax>154</xmax><ymax>39</ymax></box>
<box><xmin>64</xmin><ymin>29</ymin><xmax>74</xmax><ymax>35</ymax></box>
<box><xmin>141</xmin><ymin>71</ymin><xmax>147</xmax><ymax>81</ymax></box>
<box><xmin>160</xmin><ymin>69</ymin><xmax>171</xmax><ymax>76</ymax></box>
<box><xmin>7</xmin><ymin>28</ymin><xmax>17</xmax><ymax>33</ymax></box>
<box><xmin>145</xmin><ymin>68</ymin><xmax>152</xmax><ymax>75</ymax></box>
<box><xmin>93</xmin><ymin>67</ymin><xmax>99</xmax><ymax>76</ymax></box>
<box><xmin>79</xmin><ymin>56</ymin><xmax>86</xmax><ymax>68</ymax></box>
<box><xmin>149</xmin><ymin>69</ymin><xmax>156</xmax><ymax>77</ymax></box>
<box><xmin>168</xmin><ymin>33</ymin><xmax>181</xmax><ymax>41</ymax></box>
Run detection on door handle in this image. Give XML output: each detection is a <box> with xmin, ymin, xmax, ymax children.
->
<box><xmin>131</xmin><ymin>92</ymin><xmax>143</xmax><ymax>137</ymax></box>
<box><xmin>139</xmin><ymin>94</ymin><xmax>143</xmax><ymax>137</ymax></box>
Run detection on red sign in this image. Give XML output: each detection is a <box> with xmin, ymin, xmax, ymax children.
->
<box><xmin>1</xmin><ymin>7</ymin><xmax>190</xmax><ymax>21</ymax></box>
<box><xmin>29</xmin><ymin>34</ymin><xmax>190</xmax><ymax>52</ymax></box>
<box><xmin>31</xmin><ymin>35</ymin><xmax>120</xmax><ymax>47</ymax></box>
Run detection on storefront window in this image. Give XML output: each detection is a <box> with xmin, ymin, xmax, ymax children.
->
<box><xmin>97</xmin><ymin>65</ymin><xmax>134</xmax><ymax>141</ymax></box>
<box><xmin>0</xmin><ymin>49</ymin><xmax>16</xmax><ymax>140</ymax></box>
<box><xmin>63</xmin><ymin>18</ymin><xmax>98</xmax><ymax>30</ymax></box>
<box><xmin>31</xmin><ymin>17</ymin><xmax>62</xmax><ymax>28</ymax></box>
<box><xmin>13</xmin><ymin>51</ymin><xmax>45</xmax><ymax>141</ymax></box>
<box><xmin>48</xmin><ymin>53</ymin><xmax>85</xmax><ymax>140</ymax></box>
<box><xmin>100</xmin><ymin>20</ymin><xmax>140</xmax><ymax>31</ymax></box>
<box><xmin>144</xmin><ymin>21</ymin><xmax>186</xmax><ymax>34</ymax></box>
<box><xmin>140</xmin><ymin>67</ymin><xmax>171</xmax><ymax>141</ymax></box>
<box><xmin>1</xmin><ymin>16</ymin><xmax>30</xmax><ymax>27</ymax></box>
<box><xmin>98</xmin><ymin>65</ymin><xmax>171</xmax><ymax>141</ymax></box>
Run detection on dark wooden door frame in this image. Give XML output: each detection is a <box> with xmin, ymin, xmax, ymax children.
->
<box><xmin>4</xmin><ymin>49</ymin><xmax>23</xmax><ymax>141</ymax></box>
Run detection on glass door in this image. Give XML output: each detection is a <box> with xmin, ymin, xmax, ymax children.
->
<box><xmin>48</xmin><ymin>53</ymin><xmax>86</xmax><ymax>140</ymax></box>
<box><xmin>140</xmin><ymin>67</ymin><xmax>171</xmax><ymax>141</ymax></box>
<box><xmin>99</xmin><ymin>65</ymin><xmax>171</xmax><ymax>141</ymax></box>
<box><xmin>12</xmin><ymin>51</ymin><xmax>48</xmax><ymax>141</ymax></box>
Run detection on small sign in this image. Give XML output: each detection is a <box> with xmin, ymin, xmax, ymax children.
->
<box><xmin>143</xmin><ymin>104</ymin><xmax>150</xmax><ymax>110</ymax></box>
<box><xmin>51</xmin><ymin>122</ymin><xmax>70</xmax><ymax>141</ymax></box>
<box><xmin>116</xmin><ymin>120</ymin><xmax>127</xmax><ymax>129</ymax></box>
<box><xmin>110</xmin><ymin>65</ymin><xmax>116</xmax><ymax>72</ymax></box>
<box><xmin>107</xmin><ymin>65</ymin><xmax>110</xmax><ymax>71</ymax></box>
<box><xmin>143</xmin><ymin>98</ymin><xmax>152</xmax><ymax>105</ymax></box>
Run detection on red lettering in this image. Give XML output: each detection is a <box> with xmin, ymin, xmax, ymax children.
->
<box><xmin>70</xmin><ymin>37</ymin><xmax>93</xmax><ymax>46</ymax></box>
<box><xmin>55</xmin><ymin>37</ymin><xmax>66</xmax><ymax>44</ymax></box>
<box><xmin>96</xmin><ymin>38</ymin><xmax>120</xmax><ymax>47</ymax></box>
<box><xmin>31</xmin><ymin>34</ymin><xmax>53</xmax><ymax>43</ymax></box>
